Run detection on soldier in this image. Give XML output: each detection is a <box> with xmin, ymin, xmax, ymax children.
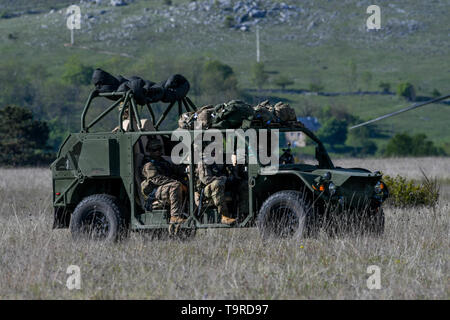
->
<box><xmin>196</xmin><ymin>154</ymin><xmax>236</xmax><ymax>225</ymax></box>
<box><xmin>279</xmin><ymin>142</ymin><xmax>294</xmax><ymax>164</ymax></box>
<box><xmin>141</xmin><ymin>138</ymin><xmax>187</xmax><ymax>224</ymax></box>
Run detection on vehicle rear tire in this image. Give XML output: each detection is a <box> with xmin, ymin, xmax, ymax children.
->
<box><xmin>70</xmin><ymin>194</ymin><xmax>127</xmax><ymax>242</ymax></box>
<box><xmin>257</xmin><ymin>190</ymin><xmax>311</xmax><ymax>240</ymax></box>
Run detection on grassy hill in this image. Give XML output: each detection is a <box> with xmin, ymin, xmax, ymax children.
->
<box><xmin>0</xmin><ymin>0</ymin><xmax>449</xmax><ymax>152</ymax></box>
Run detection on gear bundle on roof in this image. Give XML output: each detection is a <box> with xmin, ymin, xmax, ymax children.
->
<box><xmin>92</xmin><ymin>68</ymin><xmax>190</xmax><ymax>105</ymax></box>
<box><xmin>178</xmin><ymin>99</ymin><xmax>303</xmax><ymax>130</ymax></box>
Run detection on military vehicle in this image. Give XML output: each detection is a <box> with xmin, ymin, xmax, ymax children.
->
<box><xmin>51</xmin><ymin>87</ymin><xmax>389</xmax><ymax>241</ymax></box>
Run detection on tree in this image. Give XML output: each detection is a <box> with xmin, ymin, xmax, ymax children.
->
<box><xmin>308</xmin><ymin>82</ymin><xmax>324</xmax><ymax>93</ymax></box>
<box><xmin>397</xmin><ymin>82</ymin><xmax>416</xmax><ymax>101</ymax></box>
<box><xmin>378</xmin><ymin>81</ymin><xmax>391</xmax><ymax>93</ymax></box>
<box><xmin>317</xmin><ymin>117</ymin><xmax>348</xmax><ymax>147</ymax></box>
<box><xmin>251</xmin><ymin>62</ymin><xmax>268</xmax><ymax>90</ymax></box>
<box><xmin>201</xmin><ymin>60</ymin><xmax>238</xmax><ymax>95</ymax></box>
<box><xmin>0</xmin><ymin>60</ymin><xmax>36</xmax><ymax>107</ymax></box>
<box><xmin>431</xmin><ymin>89</ymin><xmax>441</xmax><ymax>97</ymax></box>
<box><xmin>384</xmin><ymin>133</ymin><xmax>445</xmax><ymax>157</ymax></box>
<box><xmin>346</xmin><ymin>126</ymin><xmax>377</xmax><ymax>156</ymax></box>
<box><xmin>224</xmin><ymin>15</ymin><xmax>235</xmax><ymax>28</ymax></box>
<box><xmin>62</xmin><ymin>56</ymin><xmax>94</xmax><ymax>86</ymax></box>
<box><xmin>0</xmin><ymin>106</ymin><xmax>54</xmax><ymax>166</ymax></box>
<box><xmin>274</xmin><ymin>75</ymin><xmax>294</xmax><ymax>90</ymax></box>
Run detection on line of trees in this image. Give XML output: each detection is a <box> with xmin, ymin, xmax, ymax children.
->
<box><xmin>0</xmin><ymin>54</ymin><xmax>447</xmax><ymax>166</ymax></box>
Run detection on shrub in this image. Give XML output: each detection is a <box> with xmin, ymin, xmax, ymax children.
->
<box><xmin>384</xmin><ymin>133</ymin><xmax>445</xmax><ymax>157</ymax></box>
<box><xmin>201</xmin><ymin>60</ymin><xmax>238</xmax><ymax>95</ymax></box>
<box><xmin>378</xmin><ymin>81</ymin><xmax>391</xmax><ymax>93</ymax></box>
<box><xmin>397</xmin><ymin>82</ymin><xmax>416</xmax><ymax>101</ymax></box>
<box><xmin>224</xmin><ymin>15</ymin><xmax>235</xmax><ymax>28</ymax></box>
<box><xmin>383</xmin><ymin>172</ymin><xmax>439</xmax><ymax>207</ymax></box>
<box><xmin>0</xmin><ymin>10</ymin><xmax>10</xmax><ymax>19</ymax></box>
<box><xmin>62</xmin><ymin>56</ymin><xmax>94</xmax><ymax>86</ymax></box>
<box><xmin>251</xmin><ymin>62</ymin><xmax>268</xmax><ymax>90</ymax></box>
<box><xmin>431</xmin><ymin>89</ymin><xmax>441</xmax><ymax>97</ymax></box>
<box><xmin>0</xmin><ymin>105</ymin><xmax>54</xmax><ymax>166</ymax></box>
<box><xmin>346</xmin><ymin>126</ymin><xmax>378</xmax><ymax>156</ymax></box>
<box><xmin>273</xmin><ymin>75</ymin><xmax>294</xmax><ymax>90</ymax></box>
<box><xmin>309</xmin><ymin>82</ymin><xmax>324</xmax><ymax>92</ymax></box>
<box><xmin>317</xmin><ymin>117</ymin><xmax>347</xmax><ymax>146</ymax></box>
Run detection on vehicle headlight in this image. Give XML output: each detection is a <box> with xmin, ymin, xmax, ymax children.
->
<box><xmin>374</xmin><ymin>181</ymin><xmax>385</xmax><ymax>194</ymax></box>
<box><xmin>328</xmin><ymin>182</ymin><xmax>337</xmax><ymax>195</ymax></box>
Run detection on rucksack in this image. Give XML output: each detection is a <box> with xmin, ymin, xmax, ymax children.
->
<box><xmin>273</xmin><ymin>102</ymin><xmax>296</xmax><ymax>122</ymax></box>
<box><xmin>211</xmin><ymin>100</ymin><xmax>254</xmax><ymax>129</ymax></box>
<box><xmin>196</xmin><ymin>104</ymin><xmax>215</xmax><ymax>129</ymax></box>
<box><xmin>178</xmin><ymin>111</ymin><xmax>196</xmax><ymax>130</ymax></box>
<box><xmin>178</xmin><ymin>105</ymin><xmax>215</xmax><ymax>130</ymax></box>
<box><xmin>253</xmin><ymin>100</ymin><xmax>276</xmax><ymax>125</ymax></box>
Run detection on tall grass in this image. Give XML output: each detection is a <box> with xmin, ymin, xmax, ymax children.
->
<box><xmin>0</xmin><ymin>158</ymin><xmax>448</xmax><ymax>299</ymax></box>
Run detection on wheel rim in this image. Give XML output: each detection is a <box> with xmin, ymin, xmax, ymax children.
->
<box><xmin>81</xmin><ymin>208</ymin><xmax>110</xmax><ymax>239</ymax></box>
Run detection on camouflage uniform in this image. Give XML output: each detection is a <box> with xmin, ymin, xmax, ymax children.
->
<box><xmin>141</xmin><ymin>155</ymin><xmax>185</xmax><ymax>218</ymax></box>
<box><xmin>196</xmin><ymin>161</ymin><xmax>230</xmax><ymax>219</ymax></box>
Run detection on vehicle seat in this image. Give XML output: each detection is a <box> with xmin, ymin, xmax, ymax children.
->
<box><xmin>122</xmin><ymin>118</ymin><xmax>165</xmax><ymax>210</ymax></box>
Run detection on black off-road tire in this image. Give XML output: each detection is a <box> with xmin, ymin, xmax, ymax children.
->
<box><xmin>70</xmin><ymin>194</ymin><xmax>127</xmax><ymax>242</ymax></box>
<box><xmin>257</xmin><ymin>190</ymin><xmax>311</xmax><ymax>240</ymax></box>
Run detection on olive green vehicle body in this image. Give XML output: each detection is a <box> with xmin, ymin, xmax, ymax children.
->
<box><xmin>51</xmin><ymin>91</ymin><xmax>388</xmax><ymax>232</ymax></box>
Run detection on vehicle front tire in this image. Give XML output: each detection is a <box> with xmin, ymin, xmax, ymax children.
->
<box><xmin>70</xmin><ymin>194</ymin><xmax>126</xmax><ymax>242</ymax></box>
<box><xmin>257</xmin><ymin>190</ymin><xmax>311</xmax><ymax>240</ymax></box>
<box><xmin>364</xmin><ymin>208</ymin><xmax>385</xmax><ymax>235</ymax></box>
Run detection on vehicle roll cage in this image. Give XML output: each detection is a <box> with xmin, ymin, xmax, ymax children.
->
<box><xmin>80</xmin><ymin>90</ymin><xmax>197</xmax><ymax>133</ymax></box>
<box><xmin>79</xmin><ymin>90</ymin><xmax>333</xmax><ymax>168</ymax></box>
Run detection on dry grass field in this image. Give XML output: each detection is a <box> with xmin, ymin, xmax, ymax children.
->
<box><xmin>0</xmin><ymin>158</ymin><xmax>448</xmax><ymax>299</ymax></box>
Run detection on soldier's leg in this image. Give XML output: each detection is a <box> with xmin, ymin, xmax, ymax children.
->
<box><xmin>205</xmin><ymin>177</ymin><xmax>235</xmax><ymax>224</ymax></box>
<box><xmin>205</xmin><ymin>178</ymin><xmax>227</xmax><ymax>216</ymax></box>
<box><xmin>156</xmin><ymin>181</ymin><xmax>184</xmax><ymax>218</ymax></box>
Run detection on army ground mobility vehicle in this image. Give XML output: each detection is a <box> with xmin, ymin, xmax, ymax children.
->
<box><xmin>51</xmin><ymin>89</ymin><xmax>389</xmax><ymax>241</ymax></box>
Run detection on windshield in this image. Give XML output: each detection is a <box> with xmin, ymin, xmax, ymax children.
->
<box><xmin>279</xmin><ymin>130</ymin><xmax>321</xmax><ymax>166</ymax></box>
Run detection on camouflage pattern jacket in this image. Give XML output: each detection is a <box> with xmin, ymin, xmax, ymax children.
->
<box><xmin>141</xmin><ymin>156</ymin><xmax>184</xmax><ymax>196</ymax></box>
<box><xmin>196</xmin><ymin>162</ymin><xmax>227</xmax><ymax>190</ymax></box>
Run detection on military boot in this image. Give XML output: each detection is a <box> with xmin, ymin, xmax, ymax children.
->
<box><xmin>168</xmin><ymin>215</ymin><xmax>187</xmax><ymax>235</ymax></box>
<box><xmin>221</xmin><ymin>215</ymin><xmax>236</xmax><ymax>225</ymax></box>
<box><xmin>170</xmin><ymin>215</ymin><xmax>187</xmax><ymax>224</ymax></box>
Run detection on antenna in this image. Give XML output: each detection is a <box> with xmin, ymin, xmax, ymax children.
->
<box><xmin>349</xmin><ymin>94</ymin><xmax>450</xmax><ymax>129</ymax></box>
<box><xmin>256</xmin><ymin>26</ymin><xmax>260</xmax><ymax>63</ymax></box>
